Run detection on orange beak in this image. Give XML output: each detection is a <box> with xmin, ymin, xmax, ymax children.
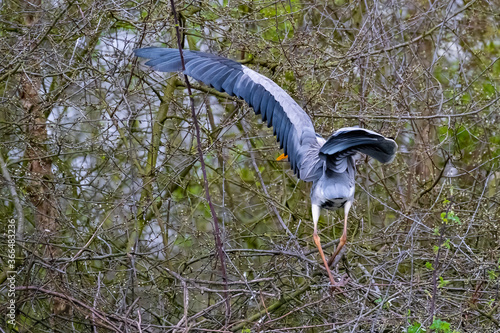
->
<box><xmin>276</xmin><ymin>153</ymin><xmax>288</xmax><ymax>161</ymax></box>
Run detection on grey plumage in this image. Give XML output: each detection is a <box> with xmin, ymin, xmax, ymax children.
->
<box><xmin>320</xmin><ymin>127</ymin><xmax>397</xmax><ymax>165</ymax></box>
<box><xmin>311</xmin><ymin>158</ymin><xmax>355</xmax><ymax>210</ymax></box>
<box><xmin>135</xmin><ymin>47</ymin><xmax>398</xmax><ymax>287</ymax></box>
<box><xmin>134</xmin><ymin>47</ymin><xmax>319</xmax><ymax>178</ymax></box>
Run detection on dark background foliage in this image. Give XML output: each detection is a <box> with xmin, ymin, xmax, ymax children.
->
<box><xmin>1</xmin><ymin>0</ymin><xmax>500</xmax><ymax>331</ymax></box>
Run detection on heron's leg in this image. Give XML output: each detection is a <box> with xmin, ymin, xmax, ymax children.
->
<box><xmin>328</xmin><ymin>201</ymin><xmax>352</xmax><ymax>267</ymax></box>
<box><xmin>312</xmin><ymin>204</ymin><xmax>336</xmax><ymax>287</ymax></box>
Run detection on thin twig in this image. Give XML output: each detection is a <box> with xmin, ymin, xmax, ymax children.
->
<box><xmin>168</xmin><ymin>0</ymin><xmax>230</xmax><ymax>323</ymax></box>
<box><xmin>0</xmin><ymin>149</ymin><xmax>24</xmax><ymax>256</ymax></box>
<box><xmin>241</xmin><ymin>121</ymin><xmax>296</xmax><ymax>239</ymax></box>
<box><xmin>16</xmin><ymin>286</ymin><xmax>123</xmax><ymax>331</ymax></box>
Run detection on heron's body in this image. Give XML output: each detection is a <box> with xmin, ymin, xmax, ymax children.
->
<box><xmin>312</xmin><ymin>159</ymin><xmax>355</xmax><ymax>211</ymax></box>
<box><xmin>135</xmin><ymin>47</ymin><xmax>397</xmax><ymax>288</ymax></box>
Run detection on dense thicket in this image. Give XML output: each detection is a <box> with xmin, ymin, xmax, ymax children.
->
<box><xmin>1</xmin><ymin>0</ymin><xmax>499</xmax><ymax>331</ymax></box>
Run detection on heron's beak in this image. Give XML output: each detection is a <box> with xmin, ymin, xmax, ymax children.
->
<box><xmin>276</xmin><ymin>153</ymin><xmax>288</xmax><ymax>161</ymax></box>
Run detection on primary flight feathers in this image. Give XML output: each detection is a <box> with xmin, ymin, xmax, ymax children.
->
<box><xmin>135</xmin><ymin>47</ymin><xmax>397</xmax><ymax>181</ymax></box>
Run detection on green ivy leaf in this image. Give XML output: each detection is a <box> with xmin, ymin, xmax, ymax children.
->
<box><xmin>430</xmin><ymin>318</ymin><xmax>451</xmax><ymax>332</ymax></box>
<box><xmin>438</xmin><ymin>276</ymin><xmax>450</xmax><ymax>288</ymax></box>
<box><xmin>407</xmin><ymin>322</ymin><xmax>425</xmax><ymax>333</ymax></box>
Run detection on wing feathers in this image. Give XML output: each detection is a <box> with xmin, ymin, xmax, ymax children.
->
<box><xmin>265</xmin><ymin>98</ymin><xmax>276</xmax><ymax>128</ymax></box>
<box><xmin>211</xmin><ymin>70</ymin><xmax>232</xmax><ymax>91</ymax></box>
<box><xmin>282</xmin><ymin>120</ymin><xmax>291</xmax><ymax>153</ymax></box>
<box><xmin>320</xmin><ymin>127</ymin><xmax>397</xmax><ymax>172</ymax></box>
<box><xmin>199</xmin><ymin>66</ymin><xmax>225</xmax><ymax>86</ymax></box>
<box><xmin>221</xmin><ymin>71</ymin><xmax>241</xmax><ymax>95</ymax></box>
<box><xmin>135</xmin><ymin>47</ymin><xmax>319</xmax><ymax>180</ymax></box>
<box><xmin>272</xmin><ymin>105</ymin><xmax>283</xmax><ymax>140</ymax></box>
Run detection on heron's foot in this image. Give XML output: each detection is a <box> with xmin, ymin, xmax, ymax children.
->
<box><xmin>329</xmin><ymin>274</ymin><xmax>348</xmax><ymax>291</ymax></box>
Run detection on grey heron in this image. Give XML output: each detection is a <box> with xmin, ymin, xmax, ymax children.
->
<box><xmin>134</xmin><ymin>48</ymin><xmax>397</xmax><ymax>288</ymax></box>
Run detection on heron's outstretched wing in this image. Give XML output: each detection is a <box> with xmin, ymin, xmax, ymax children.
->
<box><xmin>135</xmin><ymin>47</ymin><xmax>322</xmax><ymax>180</ymax></box>
<box><xmin>319</xmin><ymin>127</ymin><xmax>397</xmax><ymax>173</ymax></box>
